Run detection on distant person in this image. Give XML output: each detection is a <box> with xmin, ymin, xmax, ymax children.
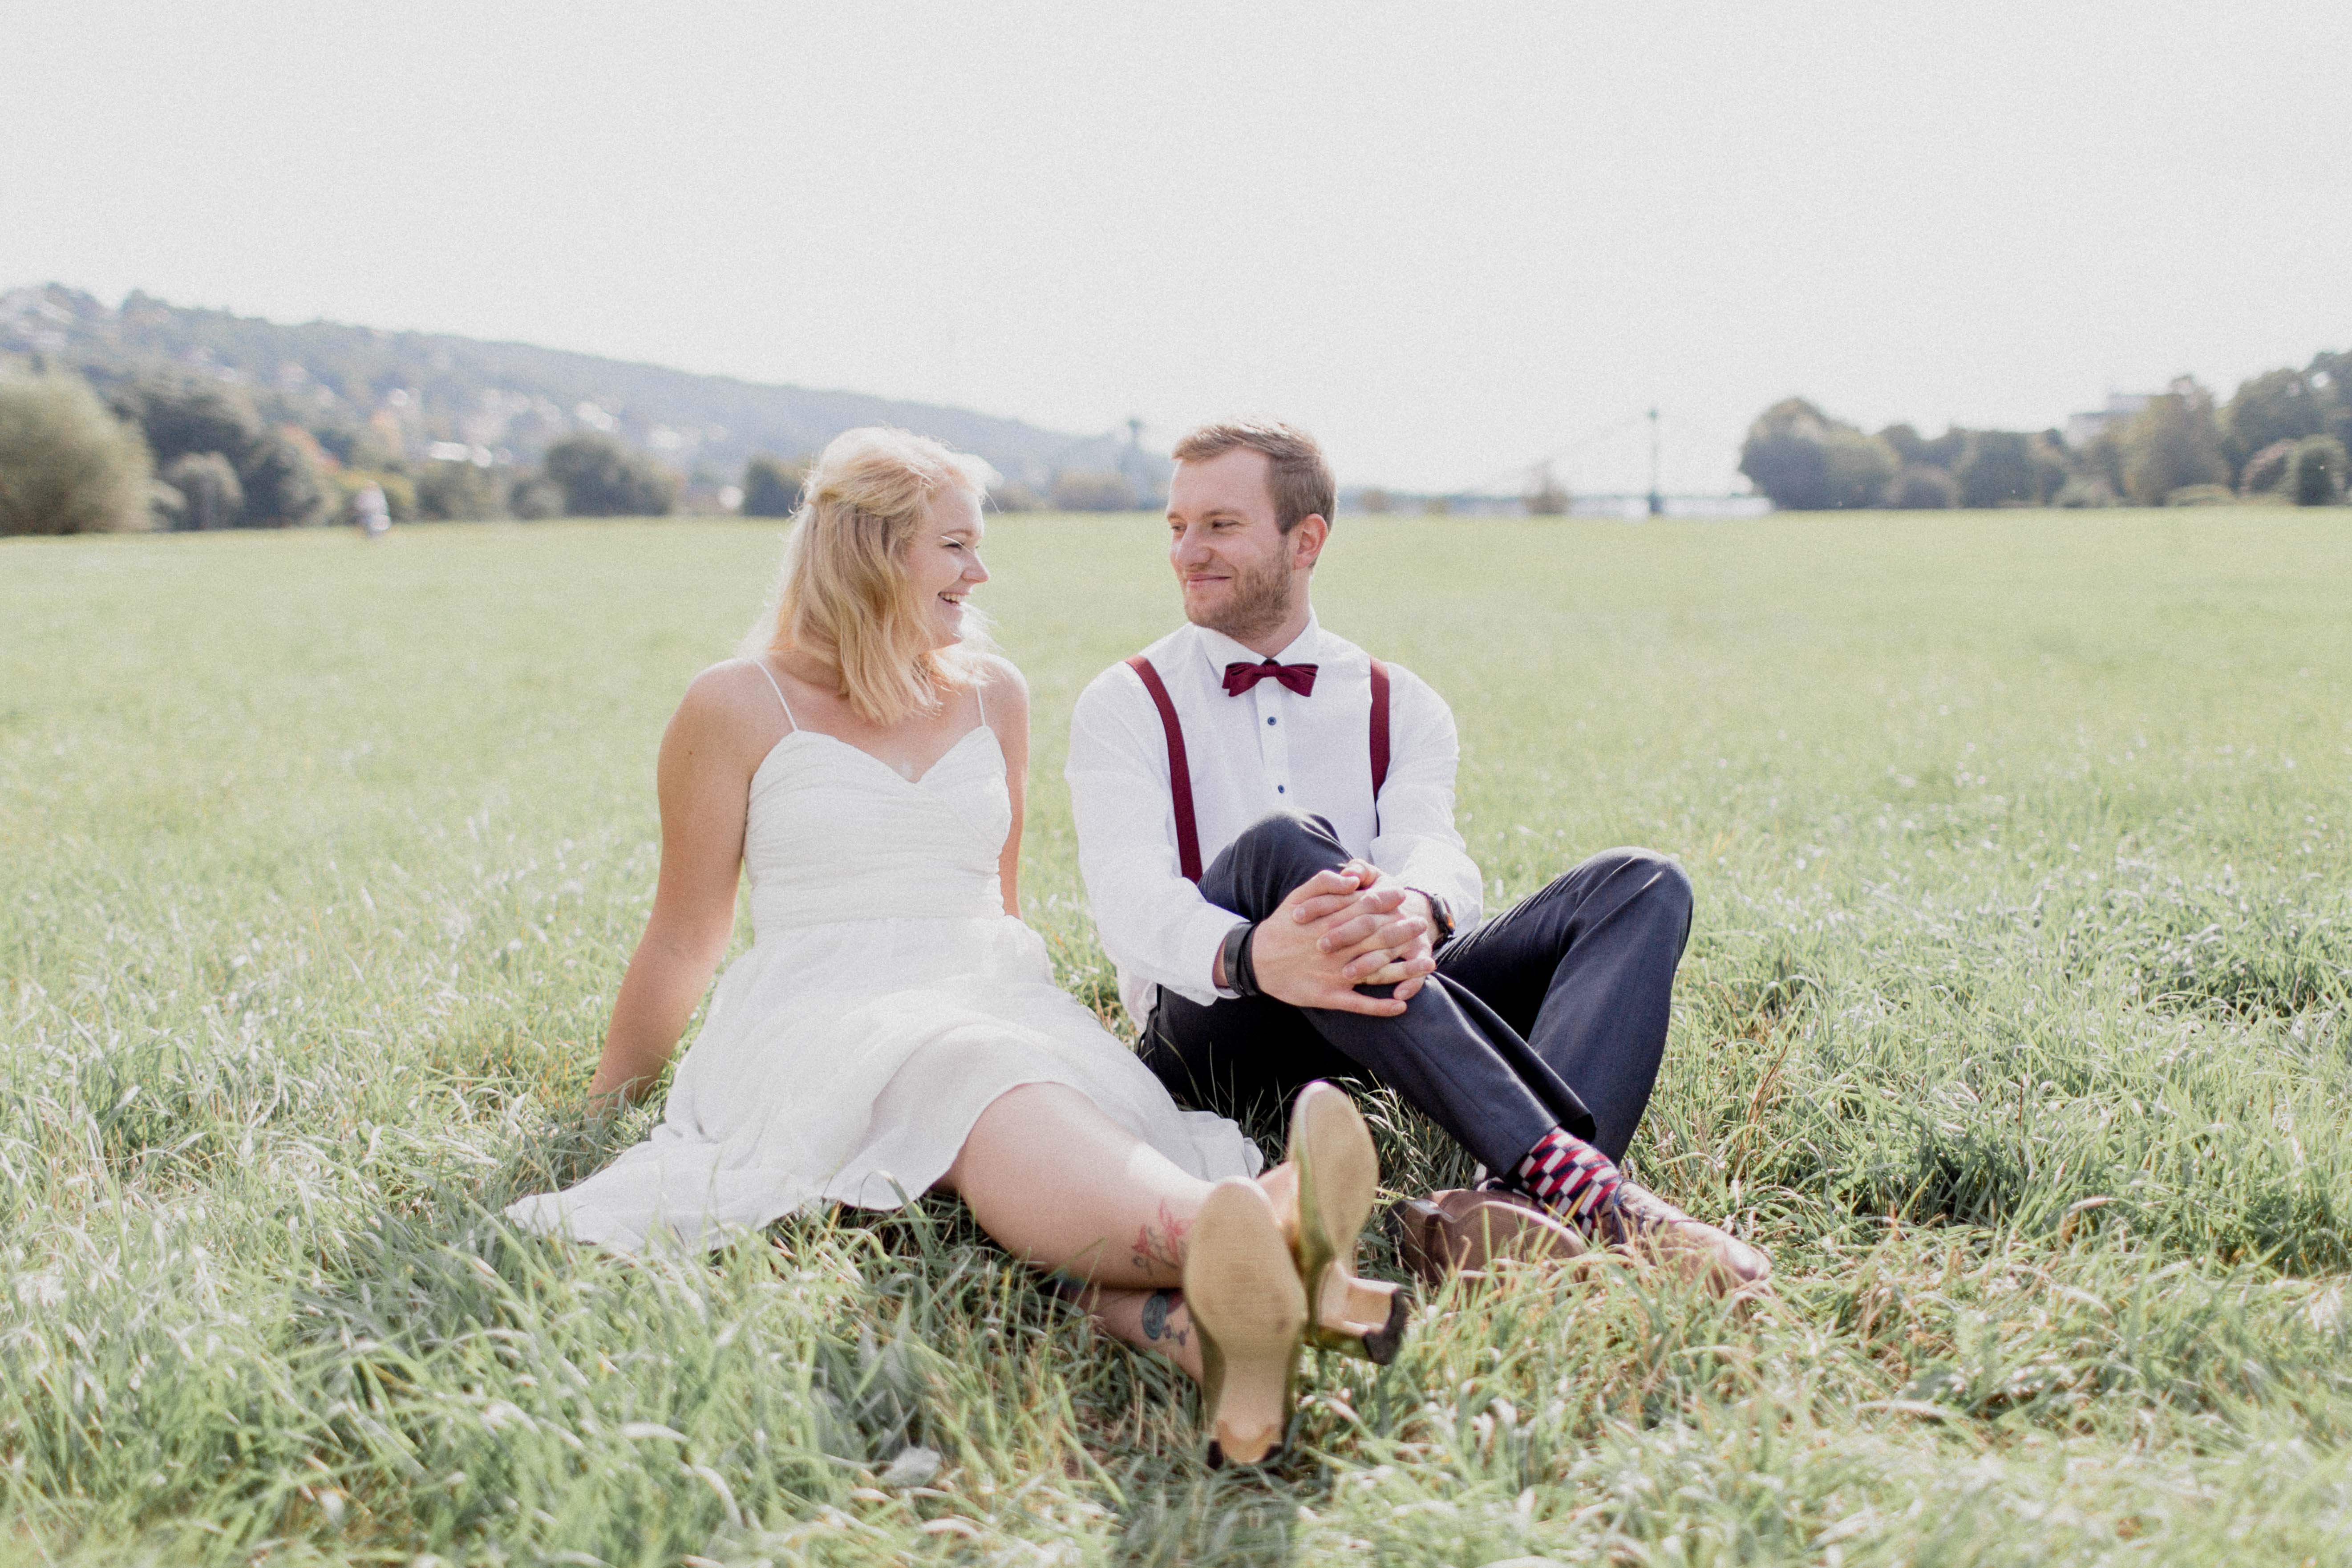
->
<box><xmin>352</xmin><ymin>482</ymin><xmax>390</xmax><ymax>539</ymax></box>
<box><xmin>1066</xmin><ymin>419</ymin><xmax>1769</xmax><ymax>1292</ymax></box>
<box><xmin>506</xmin><ymin>427</ymin><xmax>1404</xmax><ymax>1467</ymax></box>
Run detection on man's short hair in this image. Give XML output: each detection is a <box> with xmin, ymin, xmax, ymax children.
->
<box><xmin>1170</xmin><ymin>419</ymin><xmax>1335</xmax><ymax>534</ymax></box>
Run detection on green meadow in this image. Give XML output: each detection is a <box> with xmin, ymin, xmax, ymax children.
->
<box><xmin>4</xmin><ymin>508</ymin><xmax>2352</xmax><ymax>1566</ymax></box>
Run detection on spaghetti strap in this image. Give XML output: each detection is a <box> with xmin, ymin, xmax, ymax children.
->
<box><xmin>975</xmin><ymin>678</ymin><xmax>988</xmax><ymax>728</ymax></box>
<box><xmin>749</xmin><ymin>657</ymin><xmax>798</xmax><ymax>730</ymax></box>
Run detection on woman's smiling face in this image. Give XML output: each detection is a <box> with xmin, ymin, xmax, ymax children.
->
<box><xmin>907</xmin><ymin>487</ymin><xmax>988</xmax><ymax>650</ymax></box>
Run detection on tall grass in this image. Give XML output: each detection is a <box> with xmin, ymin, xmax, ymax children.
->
<box><xmin>3</xmin><ymin>509</ymin><xmax>2349</xmax><ymax>1564</ymax></box>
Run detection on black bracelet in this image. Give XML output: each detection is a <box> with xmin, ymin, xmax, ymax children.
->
<box><xmin>1220</xmin><ymin>921</ymin><xmax>1262</xmax><ymax>998</ymax></box>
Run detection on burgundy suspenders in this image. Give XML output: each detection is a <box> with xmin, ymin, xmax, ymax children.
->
<box><xmin>1124</xmin><ymin>654</ymin><xmax>1203</xmax><ymax>882</ymax></box>
<box><xmin>1127</xmin><ymin>653</ymin><xmax>1392</xmax><ymax>886</ymax></box>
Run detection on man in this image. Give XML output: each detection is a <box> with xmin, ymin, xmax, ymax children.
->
<box><xmin>1065</xmin><ymin>419</ymin><xmax>1767</xmax><ymax>1289</ymax></box>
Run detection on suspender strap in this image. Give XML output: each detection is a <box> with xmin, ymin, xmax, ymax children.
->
<box><xmin>1125</xmin><ymin>654</ymin><xmax>1202</xmax><ymax>883</ymax></box>
<box><xmin>1127</xmin><ymin>651</ymin><xmax>1394</xmax><ymax>882</ymax></box>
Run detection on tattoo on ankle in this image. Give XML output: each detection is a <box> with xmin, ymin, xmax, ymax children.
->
<box><xmin>1129</xmin><ymin>1200</ymin><xmax>1191</xmax><ymax>1272</ymax></box>
<box><xmin>1141</xmin><ymin>1289</ymin><xmax>1187</xmax><ymax>1347</ymax></box>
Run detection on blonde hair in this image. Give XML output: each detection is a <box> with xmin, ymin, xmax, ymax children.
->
<box><xmin>749</xmin><ymin>426</ymin><xmax>992</xmax><ymax>725</ymax></box>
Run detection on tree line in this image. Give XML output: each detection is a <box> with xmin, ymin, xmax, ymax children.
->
<box><xmin>0</xmin><ymin>363</ymin><xmax>708</xmax><ymax>536</ymax></box>
<box><xmin>1739</xmin><ymin>351</ymin><xmax>2350</xmax><ymax>511</ymax></box>
<box><xmin>0</xmin><ymin>359</ymin><xmax>1168</xmax><ymax>536</ymax></box>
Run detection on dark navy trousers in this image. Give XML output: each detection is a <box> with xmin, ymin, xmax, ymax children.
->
<box><xmin>1138</xmin><ymin>812</ymin><xmax>1693</xmax><ymax>1173</ymax></box>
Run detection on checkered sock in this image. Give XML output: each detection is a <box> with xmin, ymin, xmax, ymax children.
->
<box><xmin>1511</xmin><ymin>1126</ymin><xmax>1623</xmax><ymax>1238</ymax></box>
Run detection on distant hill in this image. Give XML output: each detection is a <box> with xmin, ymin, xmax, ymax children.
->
<box><xmin>0</xmin><ymin>284</ymin><xmax>1163</xmax><ymax>494</ymax></box>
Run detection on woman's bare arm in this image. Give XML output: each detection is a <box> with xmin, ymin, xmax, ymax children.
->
<box><xmin>586</xmin><ymin>667</ymin><xmax>773</xmax><ymax>1107</ymax></box>
<box><xmin>987</xmin><ymin>659</ymin><xmax>1032</xmax><ymax>918</ymax></box>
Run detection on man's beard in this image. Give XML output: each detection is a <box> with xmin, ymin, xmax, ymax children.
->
<box><xmin>1187</xmin><ymin>552</ymin><xmax>1295</xmax><ymax>642</ymax></box>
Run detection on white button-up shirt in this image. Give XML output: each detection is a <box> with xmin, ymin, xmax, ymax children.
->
<box><xmin>1066</xmin><ymin>614</ymin><xmax>1484</xmax><ymax>1024</ymax></box>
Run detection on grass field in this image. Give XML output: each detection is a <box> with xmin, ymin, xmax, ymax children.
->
<box><xmin>5</xmin><ymin>507</ymin><xmax>2352</xmax><ymax>1566</ymax></box>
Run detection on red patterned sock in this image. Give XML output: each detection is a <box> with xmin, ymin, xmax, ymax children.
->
<box><xmin>1512</xmin><ymin>1126</ymin><xmax>1623</xmax><ymax>1238</ymax></box>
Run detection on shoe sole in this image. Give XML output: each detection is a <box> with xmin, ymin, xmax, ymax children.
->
<box><xmin>1291</xmin><ymin>1083</ymin><xmax>1380</xmax><ymax>1340</ymax></box>
<box><xmin>1186</xmin><ymin>1179</ymin><xmax>1307</xmax><ymax>1467</ymax></box>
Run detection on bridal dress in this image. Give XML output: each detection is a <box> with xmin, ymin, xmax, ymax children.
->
<box><xmin>505</xmin><ymin>669</ymin><xmax>1262</xmax><ymax>1252</ymax></box>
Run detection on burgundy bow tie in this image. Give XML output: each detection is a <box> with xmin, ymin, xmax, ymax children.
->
<box><xmin>1223</xmin><ymin>660</ymin><xmax>1319</xmax><ymax>697</ymax></box>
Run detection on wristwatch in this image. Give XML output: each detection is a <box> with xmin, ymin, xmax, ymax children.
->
<box><xmin>1412</xmin><ymin>889</ymin><xmax>1456</xmax><ymax>947</ymax></box>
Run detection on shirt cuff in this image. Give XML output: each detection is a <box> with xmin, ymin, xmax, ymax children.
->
<box><xmin>1162</xmin><ymin>903</ymin><xmax>1249</xmax><ymax>1009</ymax></box>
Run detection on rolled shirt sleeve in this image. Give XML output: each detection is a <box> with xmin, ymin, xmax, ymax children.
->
<box><xmin>1371</xmin><ymin>664</ymin><xmax>1484</xmax><ymax>928</ymax></box>
<box><xmin>1066</xmin><ymin>666</ymin><xmax>1244</xmax><ymax>1010</ymax></box>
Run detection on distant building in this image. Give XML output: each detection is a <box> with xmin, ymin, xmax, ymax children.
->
<box><xmin>2064</xmin><ymin>393</ymin><xmax>2153</xmax><ymax>450</ymax></box>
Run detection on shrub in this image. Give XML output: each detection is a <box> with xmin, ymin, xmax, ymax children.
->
<box><xmin>1048</xmin><ymin>470</ymin><xmax>1135</xmax><ymax>512</ymax></box>
<box><xmin>2163</xmin><ymin>483</ymin><xmax>2238</xmax><ymax>506</ymax></box>
<box><xmin>2289</xmin><ymin>436</ymin><xmax>2347</xmax><ymax>506</ymax></box>
<box><xmin>508</xmin><ymin>474</ymin><xmax>565</xmax><ymax>520</ymax></box>
<box><xmin>1358</xmin><ymin>487</ymin><xmax>1392</xmax><ymax>514</ymax></box>
<box><xmin>333</xmin><ymin>469</ymin><xmax>416</xmax><ymax>524</ymax></box>
<box><xmin>1884</xmin><ymin>466</ymin><xmax>1959</xmax><ymax>509</ymax></box>
<box><xmin>416</xmin><ymin>461</ymin><xmax>506</xmax><ymax>521</ymax></box>
<box><xmin>988</xmin><ymin>482</ymin><xmax>1044</xmax><ymax>513</ymax></box>
<box><xmin>2239</xmin><ymin>440</ymin><xmax>2299</xmax><ymax>495</ymax></box>
<box><xmin>740</xmin><ymin>454</ymin><xmax>804</xmax><ymax>518</ymax></box>
<box><xmin>2053</xmin><ymin>476</ymin><xmax>2118</xmax><ymax>508</ymax></box>
<box><xmin>0</xmin><ymin>371</ymin><xmax>154</xmax><ymax>535</ymax></box>
<box><xmin>158</xmin><ymin>452</ymin><xmax>243</xmax><ymax>531</ymax></box>
<box><xmin>542</xmin><ymin>434</ymin><xmax>677</xmax><ymax>517</ymax></box>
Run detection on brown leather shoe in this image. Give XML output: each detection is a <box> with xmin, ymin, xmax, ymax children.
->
<box><xmin>1603</xmin><ymin>1180</ymin><xmax>1772</xmax><ymax>1296</ymax></box>
<box><xmin>1387</xmin><ymin>1188</ymin><xmax>1588</xmax><ymax>1286</ymax></box>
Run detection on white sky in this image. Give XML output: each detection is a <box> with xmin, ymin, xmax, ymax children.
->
<box><xmin>6</xmin><ymin>1</ymin><xmax>2347</xmax><ymax>493</ymax></box>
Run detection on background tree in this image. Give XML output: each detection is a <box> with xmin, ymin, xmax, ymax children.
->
<box><xmin>1884</xmin><ymin>466</ymin><xmax>1959</xmax><ymax>509</ymax></box>
<box><xmin>542</xmin><ymin>434</ymin><xmax>678</xmax><ymax>517</ymax></box>
<box><xmin>1048</xmin><ymin>470</ymin><xmax>1135</xmax><ymax>512</ymax></box>
<box><xmin>1955</xmin><ymin>431</ymin><xmax>2036</xmax><ymax>508</ymax></box>
<box><xmin>2239</xmin><ymin>439</ymin><xmax>2299</xmax><ymax>495</ymax></box>
<box><xmin>0</xmin><ymin>371</ymin><xmax>154</xmax><ymax>535</ymax></box>
<box><xmin>1523</xmin><ymin>462</ymin><xmax>1567</xmax><ymax>515</ymax></box>
<box><xmin>237</xmin><ymin>428</ymin><xmax>329</xmax><ymax>526</ymax></box>
<box><xmin>740</xmin><ymin>454</ymin><xmax>804</xmax><ymax>517</ymax></box>
<box><xmin>2117</xmin><ymin>380</ymin><xmax>2228</xmax><ymax>505</ymax></box>
<box><xmin>2222</xmin><ymin>368</ymin><xmax>2333</xmax><ymax>475</ymax></box>
<box><xmin>158</xmin><ymin>451</ymin><xmax>243</xmax><ymax>531</ymax></box>
<box><xmin>1739</xmin><ymin>398</ymin><xmax>1897</xmax><ymax>510</ymax></box>
<box><xmin>2289</xmin><ymin>436</ymin><xmax>2347</xmax><ymax>506</ymax></box>
<box><xmin>2308</xmin><ymin>352</ymin><xmax>2352</xmax><ymax>450</ymax></box>
<box><xmin>105</xmin><ymin>373</ymin><xmax>324</xmax><ymax>525</ymax></box>
<box><xmin>1357</xmin><ymin>487</ymin><xmax>1392</xmax><ymax>514</ymax></box>
<box><xmin>415</xmin><ymin>461</ymin><xmax>506</xmax><ymax>521</ymax></box>
<box><xmin>1821</xmin><ymin>429</ymin><xmax>1899</xmax><ymax>509</ymax></box>
<box><xmin>1739</xmin><ymin>399</ymin><xmax>1836</xmax><ymax>509</ymax></box>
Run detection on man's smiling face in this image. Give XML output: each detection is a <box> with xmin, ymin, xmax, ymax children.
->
<box><xmin>1166</xmin><ymin>447</ymin><xmax>1316</xmax><ymax>643</ymax></box>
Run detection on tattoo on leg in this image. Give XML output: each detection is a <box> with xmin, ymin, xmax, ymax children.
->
<box><xmin>1141</xmin><ymin>1289</ymin><xmax>1187</xmax><ymax>1347</ymax></box>
<box><xmin>1129</xmin><ymin>1200</ymin><xmax>1191</xmax><ymax>1272</ymax></box>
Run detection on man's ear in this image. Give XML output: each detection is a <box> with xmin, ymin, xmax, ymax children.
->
<box><xmin>1290</xmin><ymin>514</ymin><xmax>1329</xmax><ymax>570</ymax></box>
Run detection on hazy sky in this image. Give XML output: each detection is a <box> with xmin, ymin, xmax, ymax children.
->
<box><xmin>8</xmin><ymin>1</ymin><xmax>2347</xmax><ymax>493</ymax></box>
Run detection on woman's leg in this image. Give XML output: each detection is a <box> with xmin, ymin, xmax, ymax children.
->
<box><xmin>939</xmin><ymin>1082</ymin><xmax>1220</xmax><ymax>1290</ymax></box>
<box><xmin>1060</xmin><ymin>1282</ymin><xmax>1204</xmax><ymax>1382</ymax></box>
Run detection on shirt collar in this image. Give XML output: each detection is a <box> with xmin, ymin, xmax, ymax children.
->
<box><xmin>1196</xmin><ymin>613</ymin><xmax>1323</xmax><ymax>683</ymax></box>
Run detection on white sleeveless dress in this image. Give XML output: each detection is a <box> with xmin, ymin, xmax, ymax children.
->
<box><xmin>504</xmin><ymin>673</ymin><xmax>1263</xmax><ymax>1252</ymax></box>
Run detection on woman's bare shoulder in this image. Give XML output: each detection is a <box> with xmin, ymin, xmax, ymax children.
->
<box><xmin>970</xmin><ymin>651</ymin><xmax>1030</xmax><ymax>709</ymax></box>
<box><xmin>668</xmin><ymin>658</ymin><xmax>793</xmax><ymax>756</ymax></box>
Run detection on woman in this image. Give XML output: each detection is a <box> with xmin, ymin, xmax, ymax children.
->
<box><xmin>505</xmin><ymin>427</ymin><xmax>1403</xmax><ymax>1463</ymax></box>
